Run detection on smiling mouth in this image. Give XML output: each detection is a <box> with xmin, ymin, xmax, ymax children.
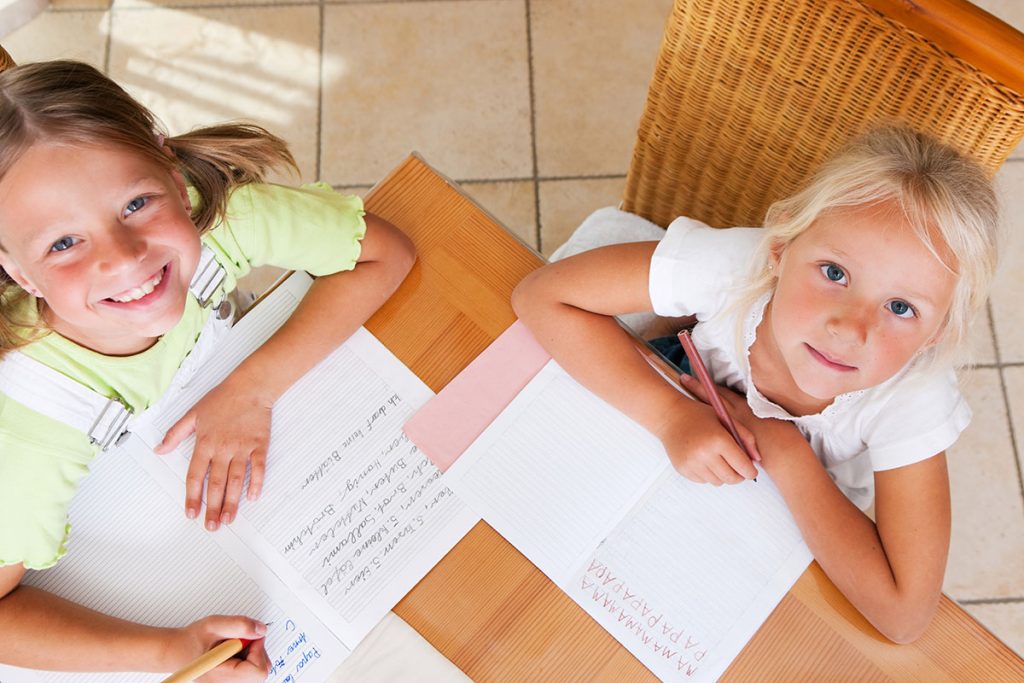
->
<box><xmin>106</xmin><ymin>265</ymin><xmax>168</xmax><ymax>303</ymax></box>
<box><xmin>806</xmin><ymin>344</ymin><xmax>857</xmax><ymax>372</ymax></box>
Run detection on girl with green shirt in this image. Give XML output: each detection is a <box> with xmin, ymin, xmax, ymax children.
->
<box><xmin>0</xmin><ymin>59</ymin><xmax>415</xmax><ymax>679</ymax></box>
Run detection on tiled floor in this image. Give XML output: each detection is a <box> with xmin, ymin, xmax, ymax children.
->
<box><xmin>5</xmin><ymin>0</ymin><xmax>1023</xmax><ymax>661</ymax></box>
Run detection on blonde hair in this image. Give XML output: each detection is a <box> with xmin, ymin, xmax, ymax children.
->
<box><xmin>735</xmin><ymin>124</ymin><xmax>999</xmax><ymax>372</ymax></box>
<box><xmin>0</xmin><ymin>58</ymin><xmax>297</xmax><ymax>353</ymax></box>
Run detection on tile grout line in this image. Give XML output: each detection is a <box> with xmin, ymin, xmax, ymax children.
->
<box><xmin>958</xmin><ymin>596</ymin><xmax>1024</xmax><ymax>606</ymax></box>
<box><xmin>101</xmin><ymin>8</ymin><xmax>113</xmax><ymax>72</ymax></box>
<box><xmin>315</xmin><ymin>0</ymin><xmax>325</xmax><ymax>182</ymax></box>
<box><xmin>524</xmin><ymin>0</ymin><xmax>541</xmax><ymax>253</ymax></box>
<box><xmin>330</xmin><ymin>173</ymin><xmax>629</xmax><ymax>192</ymax></box>
<box><xmin>985</xmin><ymin>299</ymin><xmax>1024</xmax><ymax>510</ymax></box>
<box><xmin>54</xmin><ymin>2</ymin><xmax>317</xmax><ymax>12</ymax></box>
<box><xmin>59</xmin><ymin>0</ymin><xmax>521</xmax><ymax>15</ymax></box>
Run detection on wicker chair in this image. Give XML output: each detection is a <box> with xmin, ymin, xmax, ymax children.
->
<box><xmin>622</xmin><ymin>0</ymin><xmax>1024</xmax><ymax>229</ymax></box>
<box><xmin>0</xmin><ymin>45</ymin><xmax>14</xmax><ymax>72</ymax></box>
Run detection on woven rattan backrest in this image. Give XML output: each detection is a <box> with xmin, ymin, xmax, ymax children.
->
<box><xmin>622</xmin><ymin>0</ymin><xmax>1024</xmax><ymax>228</ymax></box>
<box><xmin>0</xmin><ymin>45</ymin><xmax>14</xmax><ymax>72</ymax></box>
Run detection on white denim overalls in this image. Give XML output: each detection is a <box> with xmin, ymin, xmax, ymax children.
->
<box><xmin>0</xmin><ymin>245</ymin><xmax>234</xmax><ymax>450</ymax></box>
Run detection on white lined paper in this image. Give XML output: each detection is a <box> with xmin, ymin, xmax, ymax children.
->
<box><xmin>444</xmin><ymin>360</ymin><xmax>812</xmax><ymax>682</ymax></box>
<box><xmin>0</xmin><ymin>273</ymin><xmax>478</xmax><ymax>681</ymax></box>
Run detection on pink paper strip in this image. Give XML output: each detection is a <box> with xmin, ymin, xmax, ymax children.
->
<box><xmin>404</xmin><ymin>320</ymin><xmax>551</xmax><ymax>471</ymax></box>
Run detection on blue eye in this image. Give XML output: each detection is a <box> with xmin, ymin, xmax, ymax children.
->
<box><xmin>125</xmin><ymin>196</ymin><xmax>147</xmax><ymax>215</ymax></box>
<box><xmin>50</xmin><ymin>236</ymin><xmax>78</xmax><ymax>252</ymax></box>
<box><xmin>820</xmin><ymin>263</ymin><xmax>847</xmax><ymax>284</ymax></box>
<box><xmin>887</xmin><ymin>299</ymin><xmax>916</xmax><ymax>319</ymax></box>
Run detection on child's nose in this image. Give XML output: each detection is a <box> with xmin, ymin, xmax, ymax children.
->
<box><xmin>97</xmin><ymin>225</ymin><xmax>146</xmax><ymax>273</ymax></box>
<box><xmin>825</xmin><ymin>305</ymin><xmax>870</xmax><ymax>345</ymax></box>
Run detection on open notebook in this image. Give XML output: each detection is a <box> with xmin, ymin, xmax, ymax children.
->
<box><xmin>437</xmin><ymin>351</ymin><xmax>813</xmax><ymax>682</ymax></box>
<box><xmin>0</xmin><ymin>273</ymin><xmax>478</xmax><ymax>683</ymax></box>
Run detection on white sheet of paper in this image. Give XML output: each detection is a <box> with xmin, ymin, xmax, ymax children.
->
<box><xmin>0</xmin><ymin>434</ymin><xmax>347</xmax><ymax>683</ymax></box>
<box><xmin>443</xmin><ymin>362</ymin><xmax>667</xmax><ymax>586</ymax></box>
<box><xmin>444</xmin><ymin>360</ymin><xmax>812</xmax><ymax>682</ymax></box>
<box><xmin>1</xmin><ymin>274</ymin><xmax>479</xmax><ymax>681</ymax></box>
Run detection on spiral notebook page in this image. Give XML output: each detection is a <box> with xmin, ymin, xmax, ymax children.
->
<box><xmin>443</xmin><ymin>360</ymin><xmax>812</xmax><ymax>682</ymax></box>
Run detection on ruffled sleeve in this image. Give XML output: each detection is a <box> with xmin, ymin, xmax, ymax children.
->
<box><xmin>0</xmin><ymin>394</ymin><xmax>94</xmax><ymax>569</ymax></box>
<box><xmin>203</xmin><ymin>182</ymin><xmax>367</xmax><ymax>280</ymax></box>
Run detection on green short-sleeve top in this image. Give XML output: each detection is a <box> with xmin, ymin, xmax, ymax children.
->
<box><xmin>0</xmin><ymin>182</ymin><xmax>366</xmax><ymax>569</ymax></box>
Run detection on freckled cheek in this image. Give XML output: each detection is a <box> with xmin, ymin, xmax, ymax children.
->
<box><xmin>175</xmin><ymin>232</ymin><xmax>203</xmax><ymax>284</ymax></box>
<box><xmin>870</xmin><ymin>332</ymin><xmax>920</xmax><ymax>375</ymax></box>
<box><xmin>773</xmin><ymin>284</ymin><xmax>823</xmax><ymax>337</ymax></box>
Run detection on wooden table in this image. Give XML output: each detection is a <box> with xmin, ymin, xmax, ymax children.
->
<box><xmin>360</xmin><ymin>155</ymin><xmax>1024</xmax><ymax>681</ymax></box>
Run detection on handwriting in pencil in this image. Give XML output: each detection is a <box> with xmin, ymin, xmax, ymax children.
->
<box><xmin>581</xmin><ymin>560</ymin><xmax>706</xmax><ymax>677</ymax></box>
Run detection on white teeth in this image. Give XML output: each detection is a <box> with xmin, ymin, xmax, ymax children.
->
<box><xmin>110</xmin><ymin>268</ymin><xmax>164</xmax><ymax>303</ymax></box>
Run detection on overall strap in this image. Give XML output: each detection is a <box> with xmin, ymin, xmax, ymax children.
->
<box><xmin>0</xmin><ymin>244</ymin><xmax>230</xmax><ymax>451</ymax></box>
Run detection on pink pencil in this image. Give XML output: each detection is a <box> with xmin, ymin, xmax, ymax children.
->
<box><xmin>677</xmin><ymin>330</ymin><xmax>759</xmax><ymax>479</ymax></box>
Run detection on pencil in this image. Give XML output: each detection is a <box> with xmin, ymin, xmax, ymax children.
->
<box><xmin>160</xmin><ymin>638</ymin><xmax>253</xmax><ymax>683</ymax></box>
<box><xmin>677</xmin><ymin>330</ymin><xmax>759</xmax><ymax>480</ymax></box>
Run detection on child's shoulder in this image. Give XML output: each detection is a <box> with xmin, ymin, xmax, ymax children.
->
<box><xmin>857</xmin><ymin>363</ymin><xmax>969</xmax><ymax>468</ymax></box>
<box><xmin>659</xmin><ymin>215</ymin><xmax>763</xmax><ymax>261</ymax></box>
<box><xmin>649</xmin><ymin>217</ymin><xmax>763</xmax><ymax>320</ymax></box>
<box><xmin>226</xmin><ymin>181</ymin><xmax>363</xmax><ymax>218</ymax></box>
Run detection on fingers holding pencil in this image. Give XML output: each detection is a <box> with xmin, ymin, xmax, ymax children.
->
<box><xmin>165</xmin><ymin>616</ymin><xmax>270</xmax><ymax>683</ymax></box>
<box><xmin>678</xmin><ymin>373</ymin><xmax>762</xmax><ymax>464</ymax></box>
<box><xmin>676</xmin><ymin>330</ymin><xmax>761</xmax><ymax>480</ymax></box>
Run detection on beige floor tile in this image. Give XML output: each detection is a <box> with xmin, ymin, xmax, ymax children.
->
<box><xmin>2</xmin><ymin>10</ymin><xmax>108</xmax><ymax>65</ymax></box>
<box><xmin>967</xmin><ymin>306</ymin><xmax>997</xmax><ymax>367</ymax></box>
<box><xmin>971</xmin><ymin>0</ymin><xmax>1024</xmax><ymax>33</ymax></box>
<box><xmin>49</xmin><ymin>0</ymin><xmax>110</xmax><ymax>10</ymax></box>
<box><xmin>107</xmin><ymin>6</ymin><xmax>320</xmax><ymax>182</ymax></box>
<box><xmin>538</xmin><ymin>177</ymin><xmax>627</xmax><ymax>257</ymax></box>
<box><xmin>114</xmin><ymin>0</ymin><xmax>302</xmax><ymax>8</ymax></box>
<box><xmin>320</xmin><ymin>1</ymin><xmax>531</xmax><ymax>187</ymax></box>
<box><xmin>944</xmin><ymin>368</ymin><xmax>1024</xmax><ymax>600</ymax></box>
<box><xmin>961</xmin><ymin>601</ymin><xmax>1024</xmax><ymax>658</ymax></box>
<box><xmin>991</xmin><ymin>162</ymin><xmax>1024</xmax><ymax>363</ymax></box>
<box><xmin>1004</xmin><ymin>366</ymin><xmax>1024</xmax><ymax>493</ymax></box>
<box><xmin>461</xmin><ymin>180</ymin><xmax>538</xmax><ymax>251</ymax></box>
<box><xmin>532</xmin><ymin>0</ymin><xmax>672</xmax><ymax>178</ymax></box>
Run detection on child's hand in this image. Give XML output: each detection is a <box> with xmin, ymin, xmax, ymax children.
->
<box><xmin>658</xmin><ymin>396</ymin><xmax>760</xmax><ymax>485</ymax></box>
<box><xmin>169</xmin><ymin>615</ymin><xmax>271</xmax><ymax>682</ymax></box>
<box><xmin>660</xmin><ymin>374</ymin><xmax>764</xmax><ymax>485</ymax></box>
<box><xmin>676</xmin><ymin>373</ymin><xmax>799</xmax><ymax>471</ymax></box>
<box><xmin>155</xmin><ymin>372</ymin><xmax>273</xmax><ymax>530</ymax></box>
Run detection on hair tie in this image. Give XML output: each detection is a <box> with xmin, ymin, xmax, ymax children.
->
<box><xmin>156</xmin><ymin>133</ymin><xmax>165</xmax><ymax>148</ymax></box>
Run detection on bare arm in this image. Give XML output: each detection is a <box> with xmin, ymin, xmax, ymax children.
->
<box><xmin>760</xmin><ymin>426</ymin><xmax>950</xmax><ymax>643</ymax></box>
<box><xmin>217</xmin><ymin>212</ymin><xmax>416</xmax><ymax>403</ymax></box>
<box><xmin>520</xmin><ymin>243</ymin><xmax>948</xmax><ymax>641</ymax></box>
<box><xmin>512</xmin><ymin>244</ymin><xmax>758</xmax><ymax>483</ymax></box>
<box><xmin>682</xmin><ymin>379</ymin><xmax>951</xmax><ymax>643</ymax></box>
<box><xmin>0</xmin><ymin>563</ymin><xmax>269</xmax><ymax>674</ymax></box>
<box><xmin>158</xmin><ymin>212</ymin><xmax>416</xmax><ymax>528</ymax></box>
<box><xmin>0</xmin><ymin>214</ymin><xmax>415</xmax><ymax>672</ymax></box>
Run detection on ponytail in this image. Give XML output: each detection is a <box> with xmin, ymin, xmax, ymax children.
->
<box><xmin>165</xmin><ymin>123</ymin><xmax>297</xmax><ymax>233</ymax></box>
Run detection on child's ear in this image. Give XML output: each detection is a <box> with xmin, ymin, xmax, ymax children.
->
<box><xmin>0</xmin><ymin>253</ymin><xmax>41</xmax><ymax>297</ymax></box>
<box><xmin>767</xmin><ymin>240</ymin><xmax>785</xmax><ymax>272</ymax></box>
<box><xmin>923</xmin><ymin>320</ymin><xmax>949</xmax><ymax>349</ymax></box>
<box><xmin>170</xmin><ymin>169</ymin><xmax>193</xmax><ymax>213</ymax></box>
<box><xmin>919</xmin><ymin>310</ymin><xmax>954</xmax><ymax>351</ymax></box>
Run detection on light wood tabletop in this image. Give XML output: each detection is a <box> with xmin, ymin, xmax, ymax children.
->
<box><xmin>360</xmin><ymin>154</ymin><xmax>1024</xmax><ymax>682</ymax></box>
